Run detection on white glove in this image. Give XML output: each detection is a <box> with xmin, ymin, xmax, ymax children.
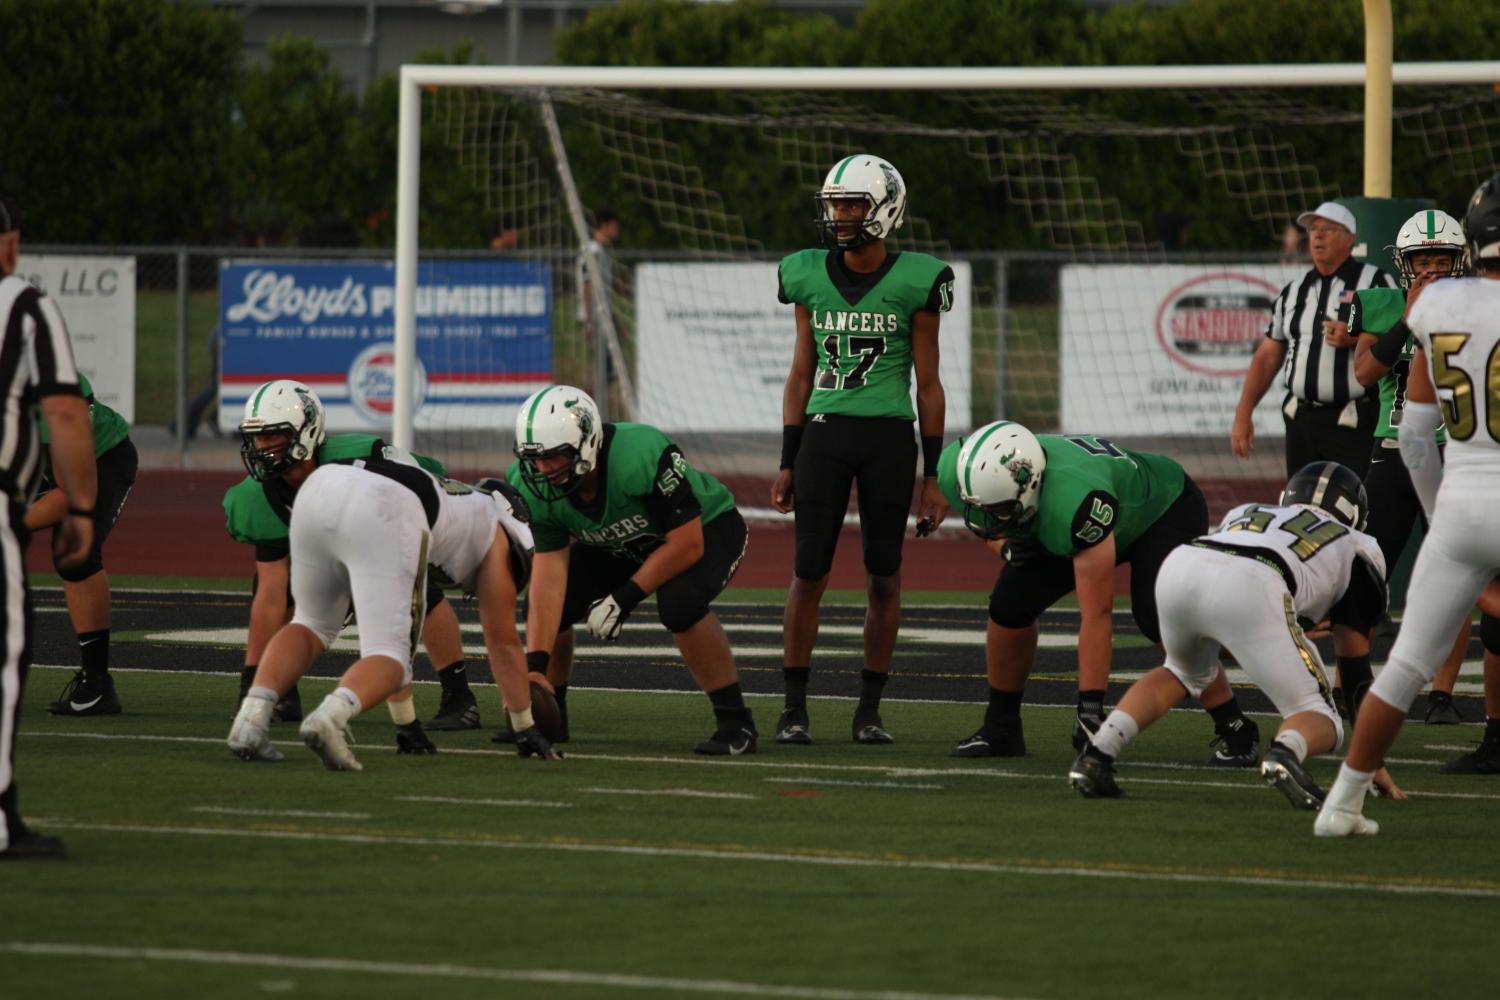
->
<box><xmin>586</xmin><ymin>594</ymin><xmax>628</xmax><ymax>640</ymax></box>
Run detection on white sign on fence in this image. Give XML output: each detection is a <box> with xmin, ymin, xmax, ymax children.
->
<box><xmin>1060</xmin><ymin>264</ymin><xmax>1304</xmax><ymax>437</ymax></box>
<box><xmin>15</xmin><ymin>253</ymin><xmax>137</xmax><ymax>423</ymax></box>
<box><xmin>636</xmin><ymin>261</ymin><xmax>972</xmax><ymax>433</ymax></box>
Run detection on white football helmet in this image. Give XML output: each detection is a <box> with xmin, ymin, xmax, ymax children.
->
<box><xmin>816</xmin><ymin>154</ymin><xmax>907</xmax><ymax>250</ymax></box>
<box><xmin>238</xmin><ymin>379</ymin><xmax>326</xmax><ymax>481</ymax></box>
<box><xmin>513</xmin><ymin>385</ymin><xmax>603</xmax><ymax>499</ymax></box>
<box><xmin>1390</xmin><ymin>209</ymin><xmax>1467</xmax><ymax>288</ymax></box>
<box><xmin>955</xmin><ymin>421</ymin><xmax>1046</xmax><ymax>539</ymax></box>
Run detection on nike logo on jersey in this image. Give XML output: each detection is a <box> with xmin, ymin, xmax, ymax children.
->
<box><xmin>69</xmin><ymin>696</ymin><xmax>103</xmax><ymax>712</ymax></box>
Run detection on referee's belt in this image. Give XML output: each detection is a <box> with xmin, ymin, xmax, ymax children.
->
<box><xmin>1190</xmin><ymin>539</ymin><xmax>1297</xmax><ymax>597</ymax></box>
<box><xmin>1282</xmin><ymin>396</ymin><xmax>1368</xmax><ymax>427</ymax></box>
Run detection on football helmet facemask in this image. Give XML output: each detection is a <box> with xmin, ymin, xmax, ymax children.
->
<box><xmin>1281</xmin><ymin>461</ymin><xmax>1369</xmax><ymax>532</ymax></box>
<box><xmin>1389</xmin><ymin>209</ymin><xmax>1467</xmax><ymax>288</ymax></box>
<box><xmin>513</xmin><ymin>385</ymin><xmax>603</xmax><ymax>500</ymax></box>
<box><xmin>239</xmin><ymin>379</ymin><xmax>326</xmax><ymax>481</ymax></box>
<box><xmin>1465</xmin><ymin>172</ymin><xmax>1500</xmax><ymax>270</ymax></box>
<box><xmin>955</xmin><ymin>421</ymin><xmax>1046</xmax><ymax>540</ymax></box>
<box><xmin>814</xmin><ymin>154</ymin><xmax>907</xmax><ymax>250</ymax></box>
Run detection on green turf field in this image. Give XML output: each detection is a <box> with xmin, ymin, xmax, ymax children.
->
<box><xmin>7</xmin><ymin>646</ymin><xmax>1500</xmax><ymax>999</ymax></box>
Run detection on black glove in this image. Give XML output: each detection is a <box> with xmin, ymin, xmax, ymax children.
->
<box><xmin>915</xmin><ymin>516</ymin><xmax>935</xmax><ymax>538</ymax></box>
<box><xmin>515</xmin><ymin>725</ymin><xmax>562</xmax><ymax>760</ymax></box>
<box><xmin>394</xmin><ymin>721</ymin><xmax>437</xmax><ymax>755</ymax></box>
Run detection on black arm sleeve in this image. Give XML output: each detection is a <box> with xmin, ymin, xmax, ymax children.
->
<box><xmin>643</xmin><ymin>444</ymin><xmax>703</xmax><ymax>532</ymax></box>
<box><xmin>1328</xmin><ymin>555</ymin><xmax>1388</xmax><ymax>634</ymax></box>
<box><xmin>1368</xmin><ymin>320</ymin><xmax>1411</xmax><ymax>369</ymax></box>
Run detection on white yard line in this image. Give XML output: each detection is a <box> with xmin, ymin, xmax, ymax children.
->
<box><xmin>188</xmin><ymin>806</ymin><xmax>371</xmax><ymax>820</ymax></box>
<box><xmin>765</xmin><ymin>777</ymin><xmax>944</xmax><ymax>790</ymax></box>
<box><xmin>0</xmin><ymin>942</ymin><xmax>1025</xmax><ymax>1000</ymax></box>
<box><xmin>579</xmin><ymin>786</ymin><xmax>757</xmax><ymax>801</ymax></box>
<box><xmin>26</xmin><ymin>819</ymin><xmax>1500</xmax><ymax>900</ymax></box>
<box><xmin>395</xmin><ymin>795</ymin><xmax>573</xmax><ymax>809</ymax></box>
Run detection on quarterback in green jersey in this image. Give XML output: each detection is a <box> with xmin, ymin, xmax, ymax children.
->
<box><xmin>510</xmin><ymin>385</ymin><xmax>756</xmax><ymax>755</ymax></box>
<box><xmin>222</xmin><ymin>379</ymin><xmax>474</xmax><ymax>752</ymax></box>
<box><xmin>30</xmin><ymin>372</ymin><xmax>136</xmax><ymax>718</ymax></box>
<box><xmin>939</xmin><ymin>420</ymin><xmax>1257</xmax><ymax>762</ymax></box>
<box><xmin>771</xmin><ymin>153</ymin><xmax>952</xmax><ymax>747</ymax></box>
<box><xmin>1351</xmin><ymin>207</ymin><xmax>1495</xmax><ymax>729</ymax></box>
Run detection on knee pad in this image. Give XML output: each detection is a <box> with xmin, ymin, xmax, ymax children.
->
<box><xmin>1368</xmin><ymin>655</ymin><xmax>1432</xmax><ymax>714</ymax></box>
<box><xmin>1482</xmin><ymin>613</ymin><xmax>1500</xmax><ymax>656</ymax></box>
<box><xmin>425</xmin><ymin>585</ymin><xmax>446</xmax><ymax>615</ymax></box>
<box><xmin>57</xmin><ymin>552</ymin><xmax>103</xmax><ymax>583</ymax></box>
<box><xmin>1328</xmin><ymin>710</ymin><xmax>1346</xmax><ymax>753</ymax></box>
<box><xmin>988</xmin><ymin>591</ymin><xmax>1039</xmax><ymax>630</ymax></box>
<box><xmin>861</xmin><ymin>539</ymin><xmax>903</xmax><ymax>578</ymax></box>
<box><xmin>657</xmin><ymin>600</ymin><xmax>708</xmax><ymax>635</ymax></box>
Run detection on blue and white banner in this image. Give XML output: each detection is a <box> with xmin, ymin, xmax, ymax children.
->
<box><xmin>218</xmin><ymin>260</ymin><xmax>552</xmax><ymax>433</ymax></box>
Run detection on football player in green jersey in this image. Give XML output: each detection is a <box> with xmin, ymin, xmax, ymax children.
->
<box><xmin>771</xmin><ymin>154</ymin><xmax>952</xmax><ymax>746</ymax></box>
<box><xmin>29</xmin><ymin>372</ymin><xmax>136</xmax><ymax>717</ymax></box>
<box><xmin>1352</xmin><ymin>208</ymin><xmax>1500</xmax><ymax>730</ymax></box>
<box><xmin>510</xmin><ymin>385</ymin><xmax>756</xmax><ymax>755</ymax></box>
<box><xmin>940</xmin><ymin>420</ymin><xmax>1257</xmax><ymax>762</ymax></box>
<box><xmin>223</xmin><ymin>380</ymin><xmax>475</xmax><ymax>752</ymax></box>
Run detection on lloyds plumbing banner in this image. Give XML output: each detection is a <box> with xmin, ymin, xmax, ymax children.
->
<box><xmin>218</xmin><ymin>260</ymin><xmax>552</xmax><ymax>433</ymax></box>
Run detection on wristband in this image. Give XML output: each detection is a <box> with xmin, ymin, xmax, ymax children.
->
<box><xmin>612</xmin><ymin>580</ymin><xmax>647</xmax><ymax>614</ymax></box>
<box><xmin>508</xmin><ymin>707</ymin><xmax>535</xmax><ymax>732</ymax></box>
<box><xmin>921</xmin><ymin>435</ymin><xmax>942</xmax><ymax>479</ymax></box>
<box><xmin>525</xmin><ymin>650</ymin><xmax>550</xmax><ymax>674</ymax></box>
<box><xmin>1368</xmin><ymin>320</ymin><xmax>1410</xmax><ymax>369</ymax></box>
<box><xmin>67</xmin><ymin>506</ymin><xmax>93</xmax><ymax>517</ymax></box>
<box><xmin>779</xmin><ymin>424</ymin><xmax>804</xmax><ymax>470</ymax></box>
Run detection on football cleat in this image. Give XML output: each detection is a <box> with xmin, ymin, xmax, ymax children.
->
<box><xmin>300</xmin><ymin>709</ymin><xmax>363</xmax><ymax>772</ymax></box>
<box><xmin>425</xmin><ymin>689</ymin><xmax>480</xmax><ymax>731</ymax></box>
<box><xmin>694</xmin><ymin>723</ymin><xmax>758</xmax><ymax>757</ymax></box>
<box><xmin>228</xmin><ymin>697</ymin><xmax>283</xmax><ymax>762</ymax></box>
<box><xmin>1423</xmin><ymin>691</ymin><xmax>1464</xmax><ymax>726</ymax></box>
<box><xmin>775</xmin><ymin>707</ymin><xmax>813</xmax><ymax>745</ymax></box>
<box><xmin>1206</xmin><ymin>716</ymin><xmax>1260</xmax><ymax>767</ymax></box>
<box><xmin>47</xmin><ymin>671</ymin><xmax>121</xmax><ymax>717</ymax></box>
<box><xmin>1068</xmin><ymin>749</ymin><xmax>1124</xmax><ymax>799</ymax></box>
<box><xmin>0</xmin><ymin>829</ymin><xmax>67</xmax><ymax>861</ymax></box>
<box><xmin>394</xmin><ymin>721</ymin><xmax>438</xmax><ymax>755</ymax></box>
<box><xmin>1313</xmin><ymin>806</ymin><xmax>1380</xmax><ymax>837</ymax></box>
<box><xmin>1071</xmin><ymin>710</ymin><xmax>1104</xmax><ymax>752</ymax></box>
<box><xmin>950</xmin><ymin>721</ymin><xmax>1026</xmax><ymax>758</ymax></box>
<box><xmin>852</xmin><ymin>711</ymin><xmax>895</xmax><ymax>745</ymax></box>
<box><xmin>272</xmin><ymin>684</ymin><xmax>303</xmax><ymax>723</ymax></box>
<box><xmin>1259</xmin><ymin>744</ymin><xmax>1326</xmax><ymax>810</ymax></box>
<box><xmin>1438</xmin><ymin>733</ymin><xmax>1500</xmax><ymax>774</ymax></box>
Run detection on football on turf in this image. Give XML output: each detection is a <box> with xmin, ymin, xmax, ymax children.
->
<box><xmin>528</xmin><ymin>680</ymin><xmax>562</xmax><ymax>741</ymax></box>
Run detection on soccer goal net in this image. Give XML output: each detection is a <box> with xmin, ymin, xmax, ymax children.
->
<box><xmin>393</xmin><ymin>64</ymin><xmax>1500</xmax><ymax>511</ymax></box>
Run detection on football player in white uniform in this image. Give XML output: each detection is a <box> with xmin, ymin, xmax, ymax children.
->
<box><xmin>227</xmin><ymin>461</ymin><xmax>557</xmax><ymax>770</ymax></box>
<box><xmin>1317</xmin><ymin>173</ymin><xmax>1500</xmax><ymax>836</ymax></box>
<box><xmin>1069</xmin><ymin>462</ymin><xmax>1398</xmax><ymax>808</ymax></box>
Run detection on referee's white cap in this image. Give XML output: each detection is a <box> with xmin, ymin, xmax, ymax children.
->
<box><xmin>1297</xmin><ymin>201</ymin><xmax>1356</xmax><ymax>236</ymax></box>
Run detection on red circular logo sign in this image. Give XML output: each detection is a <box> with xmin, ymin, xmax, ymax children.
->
<box><xmin>1154</xmin><ymin>272</ymin><xmax>1280</xmax><ymax>377</ymax></box>
<box><xmin>349</xmin><ymin>345</ymin><xmax>426</xmax><ymax>422</ymax></box>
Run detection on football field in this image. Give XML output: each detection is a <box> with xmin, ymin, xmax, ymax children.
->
<box><xmin>7</xmin><ymin>581</ymin><xmax>1500</xmax><ymax>1000</ymax></box>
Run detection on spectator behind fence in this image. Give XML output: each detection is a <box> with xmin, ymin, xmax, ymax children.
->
<box><xmin>1231</xmin><ymin>201</ymin><xmax>1395</xmax><ymax>478</ymax></box>
<box><xmin>0</xmin><ymin>193</ymin><xmax>97</xmax><ymax>860</ymax></box>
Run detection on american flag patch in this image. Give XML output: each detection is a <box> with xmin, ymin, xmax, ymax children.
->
<box><xmin>1338</xmin><ymin>290</ymin><xmax>1356</xmax><ymax>304</ymax></box>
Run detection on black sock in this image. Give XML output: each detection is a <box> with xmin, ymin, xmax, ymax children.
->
<box><xmin>1208</xmin><ymin>696</ymin><xmax>1245</xmax><ymax>729</ymax></box>
<box><xmin>79</xmin><ymin>629</ymin><xmax>109</xmax><ymax>678</ymax></box>
<box><xmin>437</xmin><ymin>661</ymin><xmax>470</xmax><ymax>695</ymax></box>
<box><xmin>239</xmin><ymin>665</ymin><xmax>257</xmax><ymax>698</ymax></box>
<box><xmin>783</xmin><ymin>666</ymin><xmax>810</xmax><ymax>710</ymax></box>
<box><xmin>1486</xmin><ymin>717</ymin><xmax>1500</xmax><ymax>742</ymax></box>
<box><xmin>1077</xmin><ymin>688</ymin><xmax>1105</xmax><ymax>718</ymax></box>
<box><xmin>708</xmin><ymin>682</ymin><xmax>752</xmax><ymax>726</ymax></box>
<box><xmin>983</xmin><ymin>687</ymin><xmax>1024</xmax><ymax>726</ymax></box>
<box><xmin>857</xmin><ymin>668</ymin><xmax>888</xmax><ymax>715</ymax></box>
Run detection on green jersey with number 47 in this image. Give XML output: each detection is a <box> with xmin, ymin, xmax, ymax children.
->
<box><xmin>938</xmin><ymin>434</ymin><xmax>1185</xmax><ymax>559</ymax></box>
<box><xmin>508</xmin><ymin>422</ymin><xmax>736</xmax><ymax>563</ymax></box>
<box><xmin>778</xmin><ymin>249</ymin><xmax>955</xmax><ymax>421</ymax></box>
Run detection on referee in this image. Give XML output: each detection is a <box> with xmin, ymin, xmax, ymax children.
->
<box><xmin>1231</xmin><ymin>201</ymin><xmax>1396</xmax><ymax>477</ymax></box>
<box><xmin>0</xmin><ymin>195</ymin><xmax>97</xmax><ymax>860</ymax></box>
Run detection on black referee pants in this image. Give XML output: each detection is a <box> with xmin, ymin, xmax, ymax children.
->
<box><xmin>1</xmin><ymin>501</ymin><xmax>35</xmax><ymax>849</ymax></box>
<box><xmin>1282</xmin><ymin>396</ymin><xmax>1378</xmax><ymax>479</ymax></box>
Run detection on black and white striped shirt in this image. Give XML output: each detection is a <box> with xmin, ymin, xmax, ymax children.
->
<box><xmin>1266</xmin><ymin>256</ymin><xmax>1394</xmax><ymax>407</ymax></box>
<box><xmin>1</xmin><ymin>274</ymin><xmax>82</xmax><ymax>502</ymax></box>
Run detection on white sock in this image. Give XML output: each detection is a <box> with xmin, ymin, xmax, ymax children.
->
<box><xmin>248</xmin><ymin>686</ymin><xmax>278</xmax><ymax>703</ymax></box>
<box><xmin>1090</xmin><ymin>710</ymin><xmax>1140</xmax><ymax>758</ymax></box>
<box><xmin>1273</xmin><ymin>729</ymin><xmax>1309</xmax><ymax>763</ymax></box>
<box><xmin>1325</xmin><ymin>763</ymin><xmax>1374</xmax><ymax>812</ymax></box>
<box><xmin>329</xmin><ymin>687</ymin><xmax>362</xmax><ymax>718</ymax></box>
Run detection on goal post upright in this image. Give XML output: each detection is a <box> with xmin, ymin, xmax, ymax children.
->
<box><xmin>391</xmin><ymin>60</ymin><xmax>1500</xmax><ymax>452</ymax></box>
